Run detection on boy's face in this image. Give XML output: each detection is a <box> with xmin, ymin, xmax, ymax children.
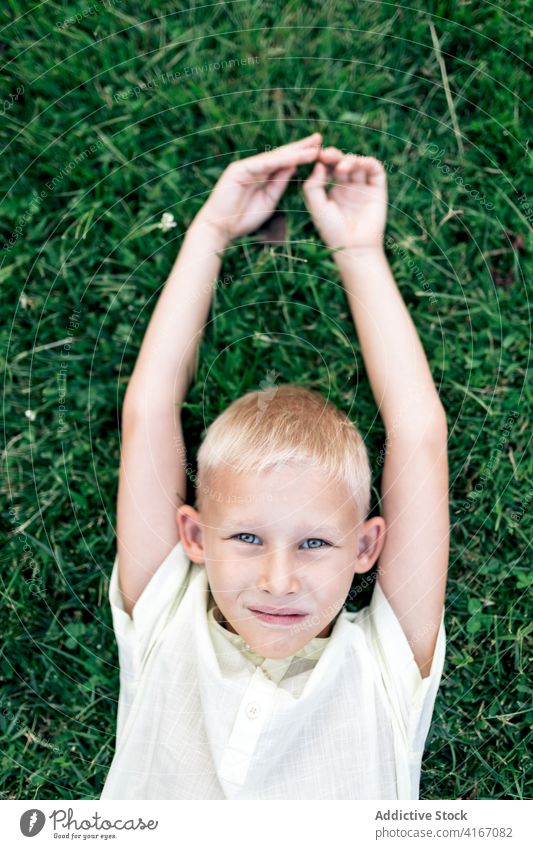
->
<box><xmin>178</xmin><ymin>462</ymin><xmax>384</xmax><ymax>659</ymax></box>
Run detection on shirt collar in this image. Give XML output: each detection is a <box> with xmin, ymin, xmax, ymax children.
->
<box><xmin>207</xmin><ymin>595</ymin><xmax>333</xmax><ymax>683</ymax></box>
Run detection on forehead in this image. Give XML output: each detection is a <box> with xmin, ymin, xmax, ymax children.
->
<box><xmin>204</xmin><ymin>463</ymin><xmax>357</xmax><ymax>526</ymax></box>
<box><xmin>210</xmin><ymin>462</ymin><xmax>338</xmax><ymax>496</ymax></box>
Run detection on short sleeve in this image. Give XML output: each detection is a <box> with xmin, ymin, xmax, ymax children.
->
<box><xmin>108</xmin><ymin>540</ymin><xmax>192</xmax><ymax>683</ymax></box>
<box><xmin>361</xmin><ymin>579</ymin><xmax>446</xmax><ymax>754</ymax></box>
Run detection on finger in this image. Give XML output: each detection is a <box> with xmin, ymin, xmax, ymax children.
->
<box><xmin>240</xmin><ymin>139</ymin><xmax>322</xmax><ymax>177</ymax></box>
<box><xmin>330</xmin><ymin>153</ymin><xmax>356</xmax><ymax>186</ymax></box>
<box><xmin>355</xmin><ymin>156</ymin><xmax>387</xmax><ymax>188</ymax></box>
<box><xmin>318</xmin><ymin>146</ymin><xmax>344</xmax><ymax>165</ymax></box>
<box><xmin>267</xmin><ymin>133</ymin><xmax>323</xmax><ymax>155</ymax></box>
<box><xmin>335</xmin><ymin>154</ymin><xmax>386</xmax><ymax>187</ymax></box>
<box><xmin>232</xmin><ymin>133</ymin><xmax>322</xmax><ymax>176</ymax></box>
<box><xmin>302</xmin><ymin>160</ymin><xmax>329</xmax><ymax>218</ymax></box>
<box><xmin>317</xmin><ymin>147</ymin><xmax>345</xmax><ymax>179</ymax></box>
<box><xmin>287</xmin><ymin>132</ymin><xmax>323</xmax><ymax>147</ymax></box>
<box><xmin>335</xmin><ymin>154</ymin><xmax>362</xmax><ymax>182</ymax></box>
<box><xmin>264</xmin><ymin>165</ymin><xmax>296</xmax><ymax>205</ymax></box>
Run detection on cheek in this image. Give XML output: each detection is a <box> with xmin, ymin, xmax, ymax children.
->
<box><xmin>205</xmin><ymin>561</ymin><xmax>245</xmax><ymax>595</ymax></box>
<box><xmin>316</xmin><ymin>564</ymin><xmax>353</xmax><ymax>603</ymax></box>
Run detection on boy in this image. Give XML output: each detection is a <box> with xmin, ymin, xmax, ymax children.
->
<box><xmin>100</xmin><ymin>132</ymin><xmax>449</xmax><ymax>800</ymax></box>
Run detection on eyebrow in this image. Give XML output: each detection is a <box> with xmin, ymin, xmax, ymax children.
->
<box><xmin>222</xmin><ymin>520</ymin><xmax>344</xmax><ymax>537</ymax></box>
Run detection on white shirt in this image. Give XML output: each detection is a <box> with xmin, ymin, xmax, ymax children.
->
<box><xmin>100</xmin><ymin>540</ymin><xmax>446</xmax><ymax>800</ymax></box>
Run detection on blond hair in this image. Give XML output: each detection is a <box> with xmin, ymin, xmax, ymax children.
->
<box><xmin>195</xmin><ymin>383</ymin><xmax>371</xmax><ymax>522</ymax></box>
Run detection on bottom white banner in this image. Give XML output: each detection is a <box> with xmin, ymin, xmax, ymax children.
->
<box><xmin>3</xmin><ymin>799</ymin><xmax>530</xmax><ymax>848</ymax></box>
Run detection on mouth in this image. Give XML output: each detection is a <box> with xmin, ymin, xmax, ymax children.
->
<box><xmin>248</xmin><ymin>607</ymin><xmax>309</xmax><ymax>626</ymax></box>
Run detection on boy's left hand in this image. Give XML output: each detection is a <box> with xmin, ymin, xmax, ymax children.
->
<box><xmin>195</xmin><ymin>133</ymin><xmax>322</xmax><ymax>243</ymax></box>
<box><xmin>302</xmin><ymin>147</ymin><xmax>388</xmax><ymax>253</ymax></box>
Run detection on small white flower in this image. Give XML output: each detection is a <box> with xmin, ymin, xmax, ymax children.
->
<box><xmin>158</xmin><ymin>212</ymin><xmax>177</xmax><ymax>232</ymax></box>
<box><xmin>19</xmin><ymin>292</ymin><xmax>31</xmax><ymax>309</ymax></box>
<box><xmin>25</xmin><ymin>409</ymin><xmax>36</xmax><ymax>421</ymax></box>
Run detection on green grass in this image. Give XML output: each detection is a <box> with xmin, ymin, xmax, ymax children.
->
<box><xmin>1</xmin><ymin>0</ymin><xmax>531</xmax><ymax>801</ymax></box>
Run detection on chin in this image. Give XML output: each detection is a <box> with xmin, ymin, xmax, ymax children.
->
<box><xmin>253</xmin><ymin>635</ymin><xmax>304</xmax><ymax>658</ymax></box>
<box><xmin>260</xmin><ymin>646</ymin><xmax>298</xmax><ymax>660</ymax></box>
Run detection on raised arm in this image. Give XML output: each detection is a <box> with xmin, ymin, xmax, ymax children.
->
<box><xmin>116</xmin><ymin>217</ymin><xmax>227</xmax><ymax>616</ymax></box>
<box><xmin>303</xmin><ymin>148</ymin><xmax>448</xmax><ymax>678</ymax></box>
<box><xmin>117</xmin><ymin>133</ymin><xmax>323</xmax><ymax>615</ymax></box>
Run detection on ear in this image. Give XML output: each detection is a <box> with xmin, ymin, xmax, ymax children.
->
<box><xmin>176</xmin><ymin>504</ymin><xmax>205</xmax><ymax>564</ymax></box>
<box><xmin>353</xmin><ymin>516</ymin><xmax>386</xmax><ymax>575</ymax></box>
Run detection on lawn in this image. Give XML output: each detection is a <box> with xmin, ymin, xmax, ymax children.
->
<box><xmin>1</xmin><ymin>0</ymin><xmax>531</xmax><ymax>800</ymax></box>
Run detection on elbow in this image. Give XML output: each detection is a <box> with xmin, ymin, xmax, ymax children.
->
<box><xmin>393</xmin><ymin>401</ymin><xmax>448</xmax><ymax>448</ymax></box>
<box><xmin>423</xmin><ymin>403</ymin><xmax>448</xmax><ymax>447</ymax></box>
<box><xmin>120</xmin><ymin>397</ymin><xmax>144</xmax><ymax>432</ymax></box>
<box><xmin>120</xmin><ymin>390</ymin><xmax>174</xmax><ymax>429</ymax></box>
<box><xmin>433</xmin><ymin>402</ymin><xmax>448</xmax><ymax>437</ymax></box>
<box><xmin>121</xmin><ymin>384</ymin><xmax>144</xmax><ymax>424</ymax></box>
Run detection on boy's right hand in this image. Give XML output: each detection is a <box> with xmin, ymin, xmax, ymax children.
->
<box><xmin>195</xmin><ymin>133</ymin><xmax>322</xmax><ymax>244</ymax></box>
<box><xmin>302</xmin><ymin>147</ymin><xmax>388</xmax><ymax>253</ymax></box>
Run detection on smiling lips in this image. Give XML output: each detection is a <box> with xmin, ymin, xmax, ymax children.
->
<box><xmin>248</xmin><ymin>606</ymin><xmax>309</xmax><ymax>626</ymax></box>
<box><xmin>249</xmin><ymin>605</ymin><xmax>308</xmax><ymax>616</ymax></box>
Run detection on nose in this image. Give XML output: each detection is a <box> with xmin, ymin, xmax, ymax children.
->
<box><xmin>257</xmin><ymin>544</ymin><xmax>301</xmax><ymax>596</ymax></box>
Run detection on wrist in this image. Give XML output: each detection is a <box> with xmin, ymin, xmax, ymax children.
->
<box><xmin>189</xmin><ymin>210</ymin><xmax>232</xmax><ymax>251</ymax></box>
<box><xmin>332</xmin><ymin>243</ymin><xmax>387</xmax><ymax>271</ymax></box>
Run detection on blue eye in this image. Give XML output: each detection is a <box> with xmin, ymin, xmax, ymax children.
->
<box><xmin>233</xmin><ymin>533</ymin><xmax>261</xmax><ymax>545</ymax></box>
<box><xmin>301</xmin><ymin>538</ymin><xmax>330</xmax><ymax>549</ymax></box>
<box><xmin>231</xmin><ymin>534</ymin><xmax>331</xmax><ymax>548</ymax></box>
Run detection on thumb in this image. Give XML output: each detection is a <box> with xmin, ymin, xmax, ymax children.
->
<box><xmin>265</xmin><ymin>165</ymin><xmax>296</xmax><ymax>206</ymax></box>
<box><xmin>302</xmin><ymin>161</ymin><xmax>329</xmax><ymax>219</ymax></box>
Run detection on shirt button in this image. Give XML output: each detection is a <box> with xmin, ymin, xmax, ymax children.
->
<box><xmin>245</xmin><ymin>701</ymin><xmax>261</xmax><ymax>719</ymax></box>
